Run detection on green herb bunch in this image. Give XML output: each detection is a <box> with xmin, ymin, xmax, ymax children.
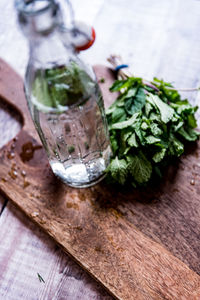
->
<box><xmin>106</xmin><ymin>58</ymin><xmax>199</xmax><ymax>187</ymax></box>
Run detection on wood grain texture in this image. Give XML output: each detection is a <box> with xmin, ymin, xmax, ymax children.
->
<box><xmin>0</xmin><ymin>60</ymin><xmax>200</xmax><ymax>300</ymax></box>
<box><xmin>0</xmin><ymin>201</ymin><xmax>112</xmax><ymax>300</ymax></box>
<box><xmin>93</xmin><ymin>66</ymin><xmax>200</xmax><ymax>276</ymax></box>
<box><xmin>0</xmin><ymin>59</ymin><xmax>112</xmax><ymax>300</ymax></box>
<box><xmin>0</xmin><ymin>94</ymin><xmax>21</xmax><ymax>214</ymax></box>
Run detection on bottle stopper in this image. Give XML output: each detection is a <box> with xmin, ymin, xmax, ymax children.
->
<box><xmin>61</xmin><ymin>21</ymin><xmax>96</xmax><ymax>51</ymax></box>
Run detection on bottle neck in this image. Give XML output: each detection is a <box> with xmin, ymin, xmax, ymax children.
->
<box><xmin>29</xmin><ymin>29</ymin><xmax>76</xmax><ymax>68</ymax></box>
<box><xmin>16</xmin><ymin>0</ymin><xmax>76</xmax><ymax>68</ymax></box>
<box><xmin>16</xmin><ymin>0</ymin><xmax>59</xmax><ymax>36</ymax></box>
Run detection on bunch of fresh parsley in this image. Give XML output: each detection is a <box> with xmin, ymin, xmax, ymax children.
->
<box><xmin>106</xmin><ymin>77</ymin><xmax>199</xmax><ymax>187</ymax></box>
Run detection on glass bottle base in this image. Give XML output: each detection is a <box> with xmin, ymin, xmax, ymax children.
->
<box><xmin>50</xmin><ymin>159</ymin><xmax>107</xmax><ymax>188</ymax></box>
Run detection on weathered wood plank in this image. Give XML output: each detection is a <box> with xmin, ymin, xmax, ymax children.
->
<box><xmin>0</xmin><ymin>151</ymin><xmax>200</xmax><ymax>300</ymax></box>
<box><xmin>0</xmin><ymin>201</ymin><xmax>112</xmax><ymax>300</ymax></box>
<box><xmin>0</xmin><ymin>101</ymin><xmax>21</xmax><ymax>149</ymax></box>
<box><xmin>0</xmin><ymin>56</ymin><xmax>200</xmax><ymax>299</ymax></box>
<box><xmin>0</xmin><ymin>60</ymin><xmax>112</xmax><ymax>300</ymax></box>
<box><xmin>0</xmin><ymin>90</ymin><xmax>22</xmax><ymax>215</ymax></box>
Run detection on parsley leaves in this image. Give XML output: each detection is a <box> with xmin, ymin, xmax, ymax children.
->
<box><xmin>106</xmin><ymin>77</ymin><xmax>199</xmax><ymax>186</ymax></box>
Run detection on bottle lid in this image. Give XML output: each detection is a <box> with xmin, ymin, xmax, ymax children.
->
<box><xmin>74</xmin><ymin>22</ymin><xmax>96</xmax><ymax>51</ymax></box>
<box><xmin>61</xmin><ymin>21</ymin><xmax>96</xmax><ymax>51</ymax></box>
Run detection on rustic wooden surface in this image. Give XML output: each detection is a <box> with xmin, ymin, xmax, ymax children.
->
<box><xmin>1</xmin><ymin>0</ymin><xmax>200</xmax><ymax>299</ymax></box>
<box><xmin>0</xmin><ymin>58</ymin><xmax>200</xmax><ymax>299</ymax></box>
<box><xmin>0</xmin><ymin>61</ymin><xmax>113</xmax><ymax>300</ymax></box>
<box><xmin>0</xmin><ymin>200</ymin><xmax>112</xmax><ymax>300</ymax></box>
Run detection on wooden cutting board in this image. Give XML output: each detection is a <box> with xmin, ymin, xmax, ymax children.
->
<box><xmin>0</xmin><ymin>58</ymin><xmax>199</xmax><ymax>300</ymax></box>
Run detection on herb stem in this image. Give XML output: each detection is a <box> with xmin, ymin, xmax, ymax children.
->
<box><xmin>107</xmin><ymin>55</ymin><xmax>132</xmax><ymax>79</ymax></box>
<box><xmin>107</xmin><ymin>54</ymin><xmax>200</xmax><ymax>93</ymax></box>
<box><xmin>37</xmin><ymin>273</ymin><xmax>45</xmax><ymax>283</ymax></box>
<box><xmin>161</xmin><ymin>87</ymin><xmax>200</xmax><ymax>92</ymax></box>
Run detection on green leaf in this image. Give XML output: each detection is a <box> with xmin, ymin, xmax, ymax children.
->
<box><xmin>111</xmin><ymin>107</ymin><xmax>126</xmax><ymax>123</ymax></box>
<box><xmin>119</xmin><ymin>130</ymin><xmax>131</xmax><ymax>157</ymax></box>
<box><xmin>107</xmin><ymin>157</ymin><xmax>128</xmax><ymax>185</ymax></box>
<box><xmin>106</xmin><ymin>105</ymin><xmax>116</xmax><ymax>115</ymax></box>
<box><xmin>121</xmin><ymin>128</ymin><xmax>132</xmax><ymax>142</ymax></box>
<box><xmin>150</xmin><ymin>123</ymin><xmax>163</xmax><ymax>136</ymax></box>
<box><xmin>145</xmin><ymin>135</ymin><xmax>161</xmax><ymax>144</ymax></box>
<box><xmin>134</xmin><ymin>121</ymin><xmax>145</xmax><ymax>145</ymax></box>
<box><xmin>178</xmin><ymin>127</ymin><xmax>199</xmax><ymax>141</ymax></box>
<box><xmin>127</xmin><ymin>152</ymin><xmax>152</xmax><ymax>184</ymax></box>
<box><xmin>153</xmin><ymin>77</ymin><xmax>173</xmax><ymax>88</ymax></box>
<box><xmin>111</xmin><ymin>113</ymin><xmax>139</xmax><ymax>130</ymax></box>
<box><xmin>152</xmin><ymin>148</ymin><xmax>166</xmax><ymax>163</ymax></box>
<box><xmin>135</xmin><ymin>87</ymin><xmax>146</xmax><ymax>103</ymax></box>
<box><xmin>119</xmin><ymin>129</ymin><xmax>133</xmax><ymax>155</ymax></box>
<box><xmin>124</xmin><ymin>146</ymin><xmax>131</xmax><ymax>155</ymax></box>
<box><xmin>32</xmin><ymin>76</ymin><xmax>54</xmax><ymax>109</ymax></box>
<box><xmin>187</xmin><ymin>114</ymin><xmax>197</xmax><ymax>128</ymax></box>
<box><xmin>110</xmin><ymin>132</ymin><xmax>119</xmax><ymax>155</ymax></box>
<box><xmin>172</xmin><ymin>103</ymin><xmax>197</xmax><ymax>116</ymax></box>
<box><xmin>147</xmin><ymin>94</ymin><xmax>174</xmax><ymax>123</ymax></box>
<box><xmin>109</xmin><ymin>77</ymin><xmax>140</xmax><ymax>92</ymax></box>
<box><xmin>141</xmin><ymin>121</ymin><xmax>149</xmax><ymax>130</ymax></box>
<box><xmin>109</xmin><ymin>79</ymin><xmax>128</xmax><ymax>92</ymax></box>
<box><xmin>172</xmin><ymin>120</ymin><xmax>184</xmax><ymax>132</ymax></box>
<box><xmin>127</xmin><ymin>132</ymin><xmax>139</xmax><ymax>147</ymax></box>
<box><xmin>168</xmin><ymin>134</ymin><xmax>184</xmax><ymax>156</ymax></box>
<box><xmin>145</xmin><ymin>102</ymin><xmax>153</xmax><ymax>117</ymax></box>
<box><xmin>106</xmin><ymin>96</ymin><xmax>125</xmax><ymax>115</ymax></box>
<box><xmin>149</xmin><ymin>112</ymin><xmax>161</xmax><ymax>122</ymax></box>
<box><xmin>125</xmin><ymin>87</ymin><xmax>138</xmax><ymax>98</ymax></box>
<box><xmin>154</xmin><ymin>140</ymin><xmax>169</xmax><ymax>149</ymax></box>
<box><xmin>153</xmin><ymin>78</ymin><xmax>182</xmax><ymax>103</ymax></box>
<box><xmin>125</xmin><ymin>87</ymin><xmax>146</xmax><ymax>115</ymax></box>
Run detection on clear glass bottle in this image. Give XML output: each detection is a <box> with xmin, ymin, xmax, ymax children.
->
<box><xmin>15</xmin><ymin>0</ymin><xmax>111</xmax><ymax>188</ymax></box>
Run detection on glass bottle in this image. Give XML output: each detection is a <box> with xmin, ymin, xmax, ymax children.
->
<box><xmin>15</xmin><ymin>0</ymin><xmax>111</xmax><ymax>188</ymax></box>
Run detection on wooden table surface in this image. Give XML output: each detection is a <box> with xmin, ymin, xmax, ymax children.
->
<box><xmin>0</xmin><ymin>0</ymin><xmax>200</xmax><ymax>299</ymax></box>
